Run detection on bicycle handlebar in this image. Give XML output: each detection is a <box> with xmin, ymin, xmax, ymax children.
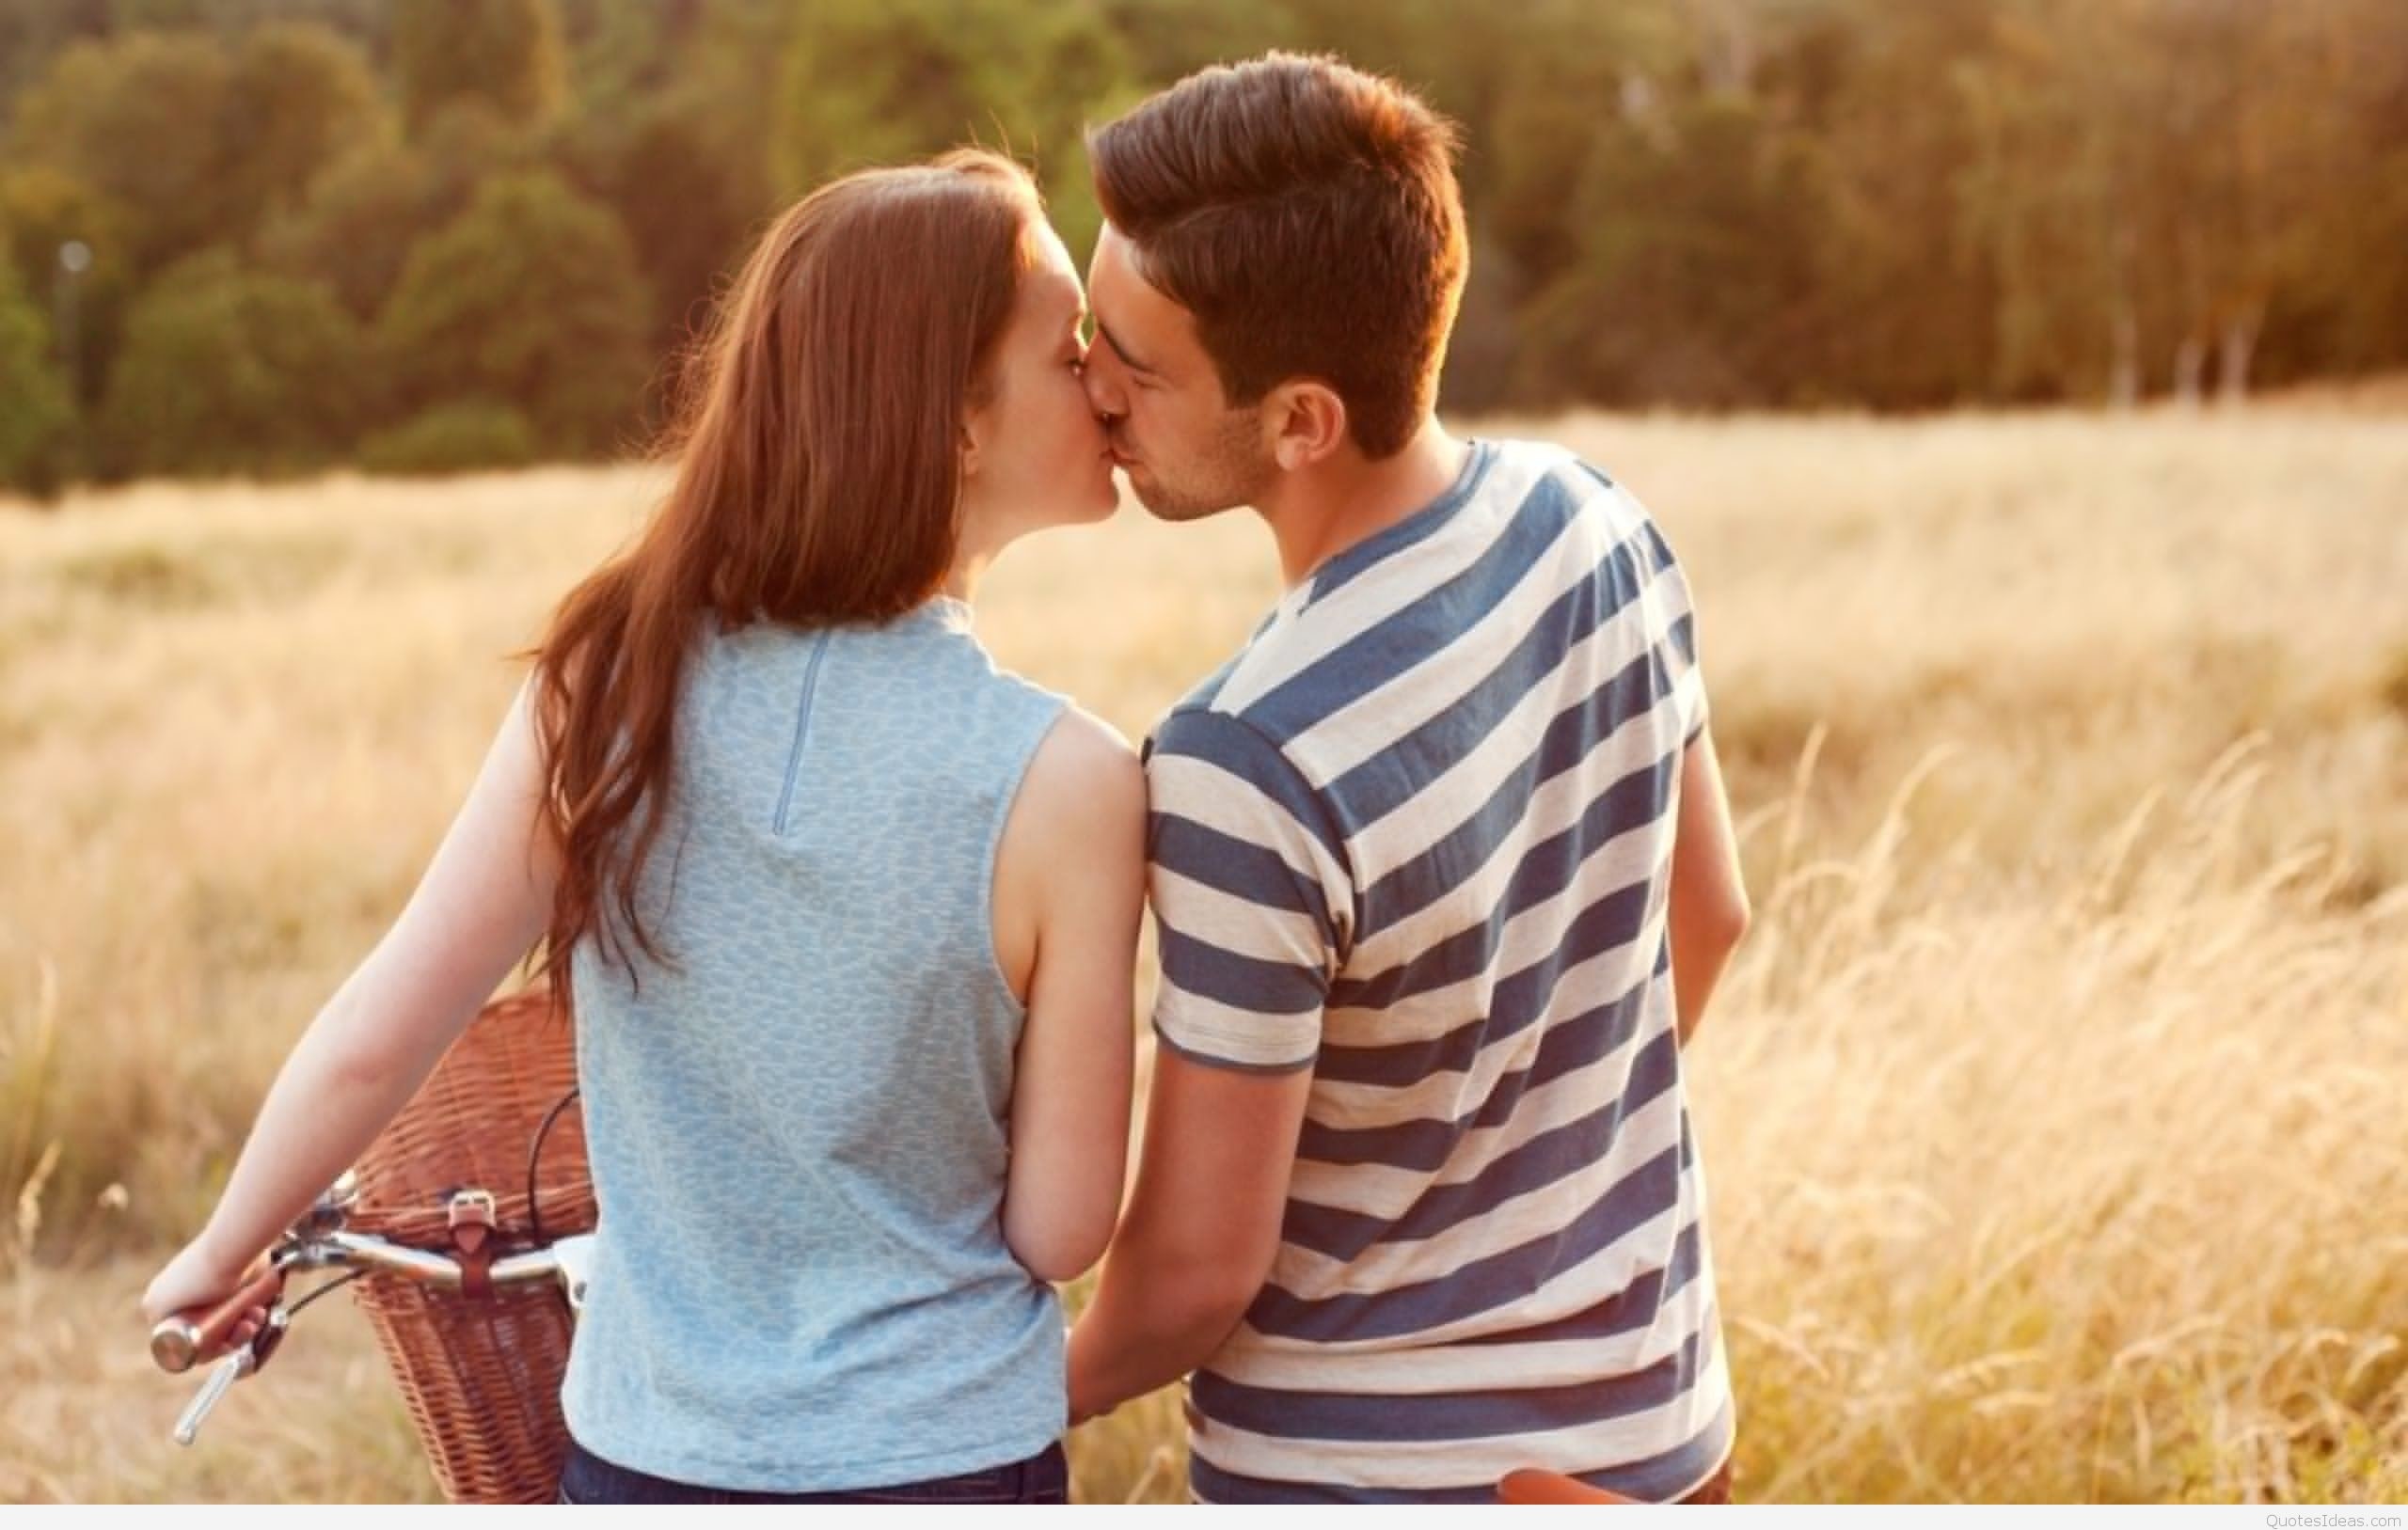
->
<box><xmin>150</xmin><ymin>1265</ymin><xmax>285</xmax><ymax>1375</ymax></box>
<box><xmin>149</xmin><ymin>1230</ymin><xmax>577</xmax><ymax>1374</ymax></box>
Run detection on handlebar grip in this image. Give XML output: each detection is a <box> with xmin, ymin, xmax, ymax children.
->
<box><xmin>150</xmin><ymin>1267</ymin><xmax>282</xmax><ymax>1374</ymax></box>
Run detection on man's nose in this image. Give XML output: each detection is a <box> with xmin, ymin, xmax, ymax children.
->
<box><xmin>1082</xmin><ymin>351</ymin><xmax>1127</xmax><ymax>419</ymax></box>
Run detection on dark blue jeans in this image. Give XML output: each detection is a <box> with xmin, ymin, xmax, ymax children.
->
<box><xmin>556</xmin><ymin>1439</ymin><xmax>1070</xmax><ymax>1505</ymax></box>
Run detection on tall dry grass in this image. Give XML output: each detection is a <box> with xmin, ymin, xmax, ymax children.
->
<box><xmin>2</xmin><ymin>410</ymin><xmax>2403</xmax><ymax>1502</ymax></box>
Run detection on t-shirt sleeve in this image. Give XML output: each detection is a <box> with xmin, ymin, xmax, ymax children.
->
<box><xmin>1643</xmin><ymin>517</ymin><xmax>1710</xmax><ymax>748</ymax></box>
<box><xmin>1143</xmin><ymin>707</ymin><xmax>1353</xmax><ymax>1074</ymax></box>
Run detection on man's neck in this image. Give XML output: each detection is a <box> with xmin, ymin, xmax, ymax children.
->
<box><xmin>1257</xmin><ymin>418</ymin><xmax>1471</xmax><ymax>590</ymax></box>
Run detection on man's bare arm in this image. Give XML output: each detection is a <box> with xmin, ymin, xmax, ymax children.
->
<box><xmin>1667</xmin><ymin>725</ymin><xmax>1750</xmax><ymax>1046</ymax></box>
<box><xmin>1066</xmin><ymin>1046</ymin><xmax>1314</xmax><ymax>1421</ymax></box>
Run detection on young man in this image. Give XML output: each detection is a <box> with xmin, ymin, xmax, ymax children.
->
<box><xmin>1066</xmin><ymin>55</ymin><xmax>1753</xmax><ymax>1504</ymax></box>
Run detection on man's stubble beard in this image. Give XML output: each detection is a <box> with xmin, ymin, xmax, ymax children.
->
<box><xmin>1128</xmin><ymin>407</ymin><xmax>1275</xmax><ymax>524</ymax></box>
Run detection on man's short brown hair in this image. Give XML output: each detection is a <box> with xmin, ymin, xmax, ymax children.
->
<box><xmin>1087</xmin><ymin>53</ymin><xmax>1466</xmax><ymax>459</ymax></box>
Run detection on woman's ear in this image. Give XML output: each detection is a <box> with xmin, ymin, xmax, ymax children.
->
<box><xmin>959</xmin><ymin>414</ymin><xmax>986</xmax><ymax>480</ymax></box>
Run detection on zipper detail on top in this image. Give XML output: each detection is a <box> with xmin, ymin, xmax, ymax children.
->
<box><xmin>771</xmin><ymin>631</ymin><xmax>835</xmax><ymax>834</ymax></box>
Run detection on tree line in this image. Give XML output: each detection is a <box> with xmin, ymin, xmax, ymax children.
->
<box><xmin>1</xmin><ymin>0</ymin><xmax>2401</xmax><ymax>494</ymax></box>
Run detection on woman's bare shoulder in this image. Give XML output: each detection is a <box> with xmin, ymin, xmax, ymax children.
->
<box><xmin>1017</xmin><ymin>703</ymin><xmax>1146</xmax><ymax>842</ymax></box>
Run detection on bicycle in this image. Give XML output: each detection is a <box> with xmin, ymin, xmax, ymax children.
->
<box><xmin>150</xmin><ymin>1169</ymin><xmax>595</xmax><ymax>1454</ymax></box>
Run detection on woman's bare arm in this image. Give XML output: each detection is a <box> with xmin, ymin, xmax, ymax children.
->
<box><xmin>142</xmin><ymin>682</ymin><xmax>559</xmax><ymax>1328</ymax></box>
<box><xmin>991</xmin><ymin>707</ymin><xmax>1144</xmax><ymax>1283</ymax></box>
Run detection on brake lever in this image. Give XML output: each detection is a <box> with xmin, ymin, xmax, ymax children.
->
<box><xmin>169</xmin><ymin>1305</ymin><xmax>290</xmax><ymax>1447</ymax></box>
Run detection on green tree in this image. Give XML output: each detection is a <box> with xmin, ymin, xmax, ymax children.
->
<box><xmin>555</xmin><ymin>0</ymin><xmax>705</xmax><ymax>106</ymax></box>
<box><xmin>259</xmin><ymin>98</ymin><xmax>535</xmax><ymax>325</ymax></box>
<box><xmin>1960</xmin><ymin>0</ymin><xmax>2183</xmax><ymax>402</ymax></box>
<box><xmin>110</xmin><ymin>0</ymin><xmax>391</xmax><ymax>48</ymax></box>
<box><xmin>668</xmin><ymin>0</ymin><xmax>790</xmax><ymax>221</ymax></box>
<box><xmin>1518</xmin><ymin>98</ymin><xmax>1827</xmax><ymax>408</ymax></box>
<box><xmin>380</xmin><ymin>171</ymin><xmax>653</xmax><ymax>454</ymax></box>
<box><xmin>2244</xmin><ymin>0</ymin><xmax>2408</xmax><ymax>385</ymax></box>
<box><xmin>418</xmin><ymin>98</ymin><xmax>549</xmax><ymax>204</ymax></box>
<box><xmin>358</xmin><ymin>400</ymin><xmax>539</xmax><ymax>475</ymax></box>
<box><xmin>392</xmin><ymin>0</ymin><xmax>566</xmax><ymax>134</ymax></box>
<box><xmin>96</xmin><ymin>249</ymin><xmax>374</xmax><ymax>478</ymax></box>
<box><xmin>0</xmin><ymin>0</ymin><xmax>110</xmax><ymax>125</ymax></box>
<box><xmin>1787</xmin><ymin>0</ymin><xmax>1999</xmax><ymax>407</ymax></box>
<box><xmin>1096</xmin><ymin>0</ymin><xmax>1300</xmax><ymax>87</ymax></box>
<box><xmin>8</xmin><ymin>33</ymin><xmax>237</xmax><ymax>275</ymax></box>
<box><xmin>7</xmin><ymin>19</ymin><xmax>392</xmax><ymax>292</ymax></box>
<box><xmin>594</xmin><ymin>95</ymin><xmax>756</xmax><ymax>348</ymax></box>
<box><xmin>219</xmin><ymin>22</ymin><xmax>388</xmax><ymax>233</ymax></box>
<box><xmin>2142</xmin><ymin>2</ymin><xmax>2364</xmax><ymax>401</ymax></box>
<box><xmin>1479</xmin><ymin>0</ymin><xmax>1688</xmax><ymax>297</ymax></box>
<box><xmin>0</xmin><ymin>166</ymin><xmax>134</xmax><ymax>407</ymax></box>
<box><xmin>257</xmin><ymin>141</ymin><xmax>441</xmax><ymax>323</ymax></box>
<box><xmin>776</xmin><ymin>0</ymin><xmax>1133</xmax><ymax>260</ymax></box>
<box><xmin>0</xmin><ymin>257</ymin><xmax>74</xmax><ymax>496</ymax></box>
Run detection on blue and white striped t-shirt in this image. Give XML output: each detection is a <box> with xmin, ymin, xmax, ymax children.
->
<box><xmin>1146</xmin><ymin>437</ymin><xmax>1731</xmax><ymax>1504</ymax></box>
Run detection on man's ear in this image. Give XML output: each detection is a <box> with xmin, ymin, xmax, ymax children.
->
<box><xmin>1263</xmin><ymin>381</ymin><xmax>1348</xmax><ymax>472</ymax></box>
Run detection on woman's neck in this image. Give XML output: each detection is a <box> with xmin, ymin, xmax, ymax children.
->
<box><xmin>941</xmin><ymin>553</ymin><xmax>988</xmax><ymax>605</ymax></box>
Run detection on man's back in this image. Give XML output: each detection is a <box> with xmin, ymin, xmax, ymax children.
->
<box><xmin>1145</xmin><ymin>436</ymin><xmax>1731</xmax><ymax>1502</ymax></box>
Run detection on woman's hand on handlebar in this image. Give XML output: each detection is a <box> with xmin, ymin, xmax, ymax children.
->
<box><xmin>142</xmin><ymin>1237</ymin><xmax>273</xmax><ymax>1364</ymax></box>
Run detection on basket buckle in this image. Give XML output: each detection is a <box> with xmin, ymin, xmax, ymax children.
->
<box><xmin>445</xmin><ymin>1188</ymin><xmax>498</xmax><ymax>1232</ymax></box>
<box><xmin>446</xmin><ymin>1188</ymin><xmax>499</xmax><ymax>1298</ymax></box>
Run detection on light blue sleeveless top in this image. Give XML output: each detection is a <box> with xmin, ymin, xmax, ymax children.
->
<box><xmin>560</xmin><ymin>595</ymin><xmax>1070</xmax><ymax>1491</ymax></box>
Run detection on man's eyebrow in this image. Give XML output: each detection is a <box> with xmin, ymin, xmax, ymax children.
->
<box><xmin>1096</xmin><ymin>319</ymin><xmax>1155</xmax><ymax>376</ymax></box>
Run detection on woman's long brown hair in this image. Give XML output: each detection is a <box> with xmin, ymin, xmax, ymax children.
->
<box><xmin>530</xmin><ymin>150</ymin><xmax>1040</xmax><ymax>1013</ymax></box>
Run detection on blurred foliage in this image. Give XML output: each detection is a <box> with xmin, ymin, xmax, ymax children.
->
<box><xmin>255</xmin><ymin>139</ymin><xmax>446</xmax><ymax>324</ymax></box>
<box><xmin>95</xmin><ymin>249</ymin><xmax>376</xmax><ymax>478</ymax></box>
<box><xmin>775</xmin><ymin>0</ymin><xmax>1133</xmax><ymax>260</ymax></box>
<box><xmin>0</xmin><ymin>260</ymin><xmax>74</xmax><ymax>497</ymax></box>
<box><xmin>379</xmin><ymin>171</ymin><xmax>652</xmax><ymax>456</ymax></box>
<box><xmin>357</xmin><ymin>400</ymin><xmax>541</xmax><ymax>476</ymax></box>
<box><xmin>392</xmin><ymin>0</ymin><xmax>565</xmax><ymax>134</ymax></box>
<box><xmin>220</xmin><ymin>23</ymin><xmax>388</xmax><ymax>230</ymax></box>
<box><xmin>0</xmin><ymin>166</ymin><xmax>134</xmax><ymax>406</ymax></box>
<box><xmin>9</xmin><ymin>31</ymin><xmax>240</xmax><ymax>276</ymax></box>
<box><xmin>0</xmin><ymin>0</ymin><xmax>2400</xmax><ymax>493</ymax></box>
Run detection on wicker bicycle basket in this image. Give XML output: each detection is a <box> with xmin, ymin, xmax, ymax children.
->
<box><xmin>346</xmin><ymin>991</ymin><xmax>594</xmax><ymax>1505</ymax></box>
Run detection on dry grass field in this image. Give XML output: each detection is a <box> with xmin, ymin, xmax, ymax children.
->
<box><xmin>3</xmin><ymin>409</ymin><xmax>2404</xmax><ymax>1503</ymax></box>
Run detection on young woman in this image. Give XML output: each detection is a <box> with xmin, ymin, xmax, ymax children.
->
<box><xmin>140</xmin><ymin>150</ymin><xmax>1144</xmax><ymax>1505</ymax></box>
